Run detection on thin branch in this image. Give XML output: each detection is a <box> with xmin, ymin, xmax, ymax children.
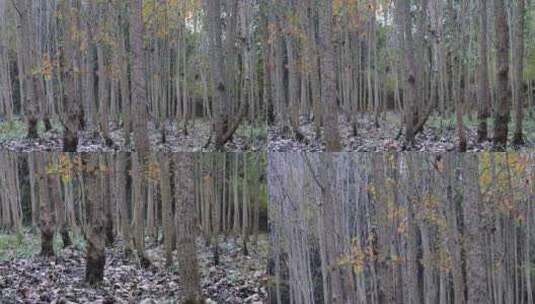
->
<box><xmin>302</xmin><ymin>153</ymin><xmax>325</xmax><ymax>194</ymax></box>
<box><xmin>10</xmin><ymin>0</ymin><xmax>22</xmax><ymax>19</ymax></box>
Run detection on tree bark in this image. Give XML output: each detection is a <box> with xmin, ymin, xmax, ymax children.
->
<box><xmin>175</xmin><ymin>153</ymin><xmax>202</xmax><ymax>304</ymax></box>
<box><xmin>317</xmin><ymin>0</ymin><xmax>342</xmax><ymax>151</ymax></box>
<box><xmin>463</xmin><ymin>154</ymin><xmax>489</xmax><ymax>304</ymax></box>
<box><xmin>512</xmin><ymin>0</ymin><xmax>526</xmax><ymax>145</ymax></box>
<box><xmin>35</xmin><ymin>153</ymin><xmax>54</xmax><ymax>257</ymax></box>
<box><xmin>477</xmin><ymin>0</ymin><xmax>490</xmax><ymax>142</ymax></box>
<box><xmin>159</xmin><ymin>153</ymin><xmax>174</xmax><ymax>267</ymax></box>
<box><xmin>83</xmin><ymin>154</ymin><xmax>106</xmax><ymax>286</ymax></box>
<box><xmin>493</xmin><ymin>0</ymin><xmax>511</xmax><ymax>150</ymax></box>
<box><xmin>129</xmin><ymin>0</ymin><xmax>150</xmax><ymax>157</ymax></box>
<box><xmin>204</xmin><ymin>0</ymin><xmax>230</xmax><ymax>150</ymax></box>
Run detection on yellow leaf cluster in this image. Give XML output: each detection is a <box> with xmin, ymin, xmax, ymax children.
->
<box><xmin>146</xmin><ymin>161</ymin><xmax>161</xmax><ymax>182</ymax></box>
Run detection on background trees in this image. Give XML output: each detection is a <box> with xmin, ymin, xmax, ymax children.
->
<box><xmin>265</xmin><ymin>0</ymin><xmax>535</xmax><ymax>151</ymax></box>
<box><xmin>0</xmin><ymin>152</ymin><xmax>268</xmax><ymax>299</ymax></box>
<box><xmin>268</xmin><ymin>152</ymin><xmax>535</xmax><ymax>304</ymax></box>
<box><xmin>0</xmin><ymin>1</ymin><xmax>267</xmax><ymax>151</ymax></box>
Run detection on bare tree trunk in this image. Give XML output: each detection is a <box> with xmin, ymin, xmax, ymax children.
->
<box><xmin>396</xmin><ymin>0</ymin><xmax>418</xmax><ymax>145</ymax></box>
<box><xmin>175</xmin><ymin>153</ymin><xmax>202</xmax><ymax>304</ymax></box>
<box><xmin>83</xmin><ymin>154</ymin><xmax>106</xmax><ymax>286</ymax></box>
<box><xmin>115</xmin><ymin>153</ymin><xmax>133</xmax><ymax>256</ymax></box>
<box><xmin>15</xmin><ymin>0</ymin><xmax>39</xmax><ymax>139</ymax></box>
<box><xmin>512</xmin><ymin>0</ymin><xmax>526</xmax><ymax>145</ymax></box>
<box><xmin>317</xmin><ymin>0</ymin><xmax>342</xmax><ymax>151</ymax></box>
<box><xmin>47</xmin><ymin>154</ymin><xmax>71</xmax><ymax>248</ymax></box>
<box><xmin>129</xmin><ymin>0</ymin><xmax>150</xmax><ymax>157</ymax></box>
<box><xmin>101</xmin><ymin>154</ymin><xmax>114</xmax><ymax>246</ymax></box>
<box><xmin>35</xmin><ymin>153</ymin><xmax>54</xmax><ymax>257</ymax></box>
<box><xmin>463</xmin><ymin>154</ymin><xmax>489</xmax><ymax>304</ymax></box>
<box><xmin>160</xmin><ymin>153</ymin><xmax>174</xmax><ymax>267</ymax></box>
<box><xmin>493</xmin><ymin>0</ymin><xmax>511</xmax><ymax>150</ymax></box>
<box><xmin>131</xmin><ymin>153</ymin><xmax>150</xmax><ymax>267</ymax></box>
<box><xmin>477</xmin><ymin>0</ymin><xmax>491</xmax><ymax>142</ymax></box>
<box><xmin>204</xmin><ymin>0</ymin><xmax>229</xmax><ymax>149</ymax></box>
<box><xmin>61</xmin><ymin>0</ymin><xmax>83</xmax><ymax>152</ymax></box>
<box><xmin>242</xmin><ymin>154</ymin><xmax>249</xmax><ymax>256</ymax></box>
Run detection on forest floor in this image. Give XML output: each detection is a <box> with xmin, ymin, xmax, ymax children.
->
<box><xmin>0</xmin><ymin>118</ymin><xmax>266</xmax><ymax>152</ymax></box>
<box><xmin>0</xmin><ymin>231</ymin><xmax>268</xmax><ymax>304</ymax></box>
<box><xmin>268</xmin><ymin>111</ymin><xmax>535</xmax><ymax>152</ymax></box>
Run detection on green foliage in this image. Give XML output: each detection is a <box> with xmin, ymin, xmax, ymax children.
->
<box><xmin>0</xmin><ymin>117</ymin><xmax>63</xmax><ymax>141</ymax></box>
<box><xmin>0</xmin><ymin>230</ymin><xmax>85</xmax><ymax>262</ymax></box>
<box><xmin>0</xmin><ymin>230</ymin><xmax>40</xmax><ymax>262</ymax></box>
<box><xmin>525</xmin><ymin>49</ymin><xmax>535</xmax><ymax>80</ymax></box>
<box><xmin>427</xmin><ymin>112</ymin><xmax>535</xmax><ymax>143</ymax></box>
<box><xmin>0</xmin><ymin>119</ymin><xmax>26</xmax><ymax>141</ymax></box>
<box><xmin>235</xmin><ymin>124</ymin><xmax>267</xmax><ymax>142</ymax></box>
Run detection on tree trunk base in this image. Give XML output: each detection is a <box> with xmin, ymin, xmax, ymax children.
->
<box><xmin>161</xmin><ymin>128</ymin><xmax>167</xmax><ymax>144</ymax></box>
<box><xmin>493</xmin><ymin>114</ymin><xmax>509</xmax><ymax>151</ymax></box>
<box><xmin>182</xmin><ymin>298</ymin><xmax>203</xmax><ymax>304</ymax></box>
<box><xmin>213</xmin><ymin>243</ymin><xmax>220</xmax><ymax>266</ymax></box>
<box><xmin>512</xmin><ymin>133</ymin><xmax>524</xmax><ymax>146</ymax></box>
<box><xmin>40</xmin><ymin>231</ymin><xmax>55</xmax><ymax>257</ymax></box>
<box><xmin>105</xmin><ymin>224</ymin><xmax>114</xmax><ymax>247</ymax></box>
<box><xmin>351</xmin><ymin>121</ymin><xmax>358</xmax><ymax>137</ymax></box>
<box><xmin>63</xmin><ymin>132</ymin><xmax>79</xmax><ymax>152</ymax></box>
<box><xmin>458</xmin><ymin>140</ymin><xmax>467</xmax><ymax>152</ymax></box>
<box><xmin>61</xmin><ymin>230</ymin><xmax>72</xmax><ymax>248</ymax></box>
<box><xmin>477</xmin><ymin>121</ymin><xmax>488</xmax><ymax>143</ymax></box>
<box><xmin>27</xmin><ymin>118</ymin><xmax>39</xmax><ymax>139</ymax></box>
<box><xmin>104</xmin><ymin>136</ymin><xmax>114</xmax><ymax>148</ymax></box>
<box><xmin>242</xmin><ymin>238</ymin><xmax>249</xmax><ymax>256</ymax></box>
<box><xmin>124</xmin><ymin>246</ymin><xmax>133</xmax><ymax>259</ymax></box>
<box><xmin>139</xmin><ymin>253</ymin><xmax>152</xmax><ymax>269</ymax></box>
<box><xmin>85</xmin><ymin>250</ymin><xmax>105</xmax><ymax>286</ymax></box>
<box><xmin>44</xmin><ymin>118</ymin><xmax>53</xmax><ymax>132</ymax></box>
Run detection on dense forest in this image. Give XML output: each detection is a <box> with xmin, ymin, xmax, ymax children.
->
<box><xmin>268</xmin><ymin>153</ymin><xmax>535</xmax><ymax>304</ymax></box>
<box><xmin>0</xmin><ymin>152</ymin><xmax>268</xmax><ymax>303</ymax></box>
<box><xmin>0</xmin><ymin>0</ymin><xmax>267</xmax><ymax>152</ymax></box>
<box><xmin>1</xmin><ymin>0</ymin><xmax>534</xmax><ymax>153</ymax></box>
<box><xmin>266</xmin><ymin>0</ymin><xmax>535</xmax><ymax>152</ymax></box>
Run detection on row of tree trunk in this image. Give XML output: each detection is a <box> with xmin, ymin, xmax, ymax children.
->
<box><xmin>263</xmin><ymin>0</ymin><xmax>532</xmax><ymax>151</ymax></box>
<box><xmin>269</xmin><ymin>152</ymin><xmax>535</xmax><ymax>304</ymax></box>
<box><xmin>0</xmin><ymin>152</ymin><xmax>267</xmax><ymax>303</ymax></box>
<box><xmin>0</xmin><ymin>0</ymin><xmax>267</xmax><ymax>151</ymax></box>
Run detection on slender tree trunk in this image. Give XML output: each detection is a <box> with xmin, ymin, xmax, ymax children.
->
<box><xmin>16</xmin><ymin>0</ymin><xmax>39</xmax><ymax>139</ymax></box>
<box><xmin>47</xmin><ymin>154</ymin><xmax>72</xmax><ymax>248</ymax></box>
<box><xmin>83</xmin><ymin>154</ymin><xmax>106</xmax><ymax>286</ymax></box>
<box><xmin>61</xmin><ymin>0</ymin><xmax>82</xmax><ymax>152</ymax></box>
<box><xmin>101</xmin><ymin>154</ymin><xmax>114</xmax><ymax>246</ymax></box>
<box><xmin>242</xmin><ymin>155</ymin><xmax>249</xmax><ymax>256</ymax></box>
<box><xmin>116</xmin><ymin>153</ymin><xmax>133</xmax><ymax>256</ymax></box>
<box><xmin>175</xmin><ymin>153</ymin><xmax>202</xmax><ymax>304</ymax></box>
<box><xmin>397</xmin><ymin>0</ymin><xmax>418</xmax><ymax>145</ymax></box>
<box><xmin>512</xmin><ymin>0</ymin><xmax>526</xmax><ymax>145</ymax></box>
<box><xmin>477</xmin><ymin>0</ymin><xmax>491</xmax><ymax>142</ymax></box>
<box><xmin>463</xmin><ymin>154</ymin><xmax>489</xmax><ymax>304</ymax></box>
<box><xmin>204</xmin><ymin>0</ymin><xmax>229</xmax><ymax>149</ymax></box>
<box><xmin>493</xmin><ymin>0</ymin><xmax>511</xmax><ymax>150</ymax></box>
<box><xmin>317</xmin><ymin>0</ymin><xmax>342</xmax><ymax>151</ymax></box>
<box><xmin>129</xmin><ymin>0</ymin><xmax>150</xmax><ymax>157</ymax></box>
<box><xmin>160</xmin><ymin>153</ymin><xmax>174</xmax><ymax>267</ymax></box>
<box><xmin>35</xmin><ymin>153</ymin><xmax>54</xmax><ymax>257</ymax></box>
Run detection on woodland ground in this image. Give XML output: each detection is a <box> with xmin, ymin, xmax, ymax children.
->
<box><xmin>0</xmin><ymin>231</ymin><xmax>268</xmax><ymax>304</ymax></box>
<box><xmin>268</xmin><ymin>111</ymin><xmax>535</xmax><ymax>152</ymax></box>
<box><xmin>0</xmin><ymin>118</ymin><xmax>267</xmax><ymax>152</ymax></box>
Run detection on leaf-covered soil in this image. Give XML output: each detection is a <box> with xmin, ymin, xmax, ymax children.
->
<box><xmin>0</xmin><ymin>119</ymin><xmax>266</xmax><ymax>152</ymax></box>
<box><xmin>268</xmin><ymin>112</ymin><xmax>535</xmax><ymax>152</ymax></box>
<box><xmin>0</xmin><ymin>234</ymin><xmax>268</xmax><ymax>304</ymax></box>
